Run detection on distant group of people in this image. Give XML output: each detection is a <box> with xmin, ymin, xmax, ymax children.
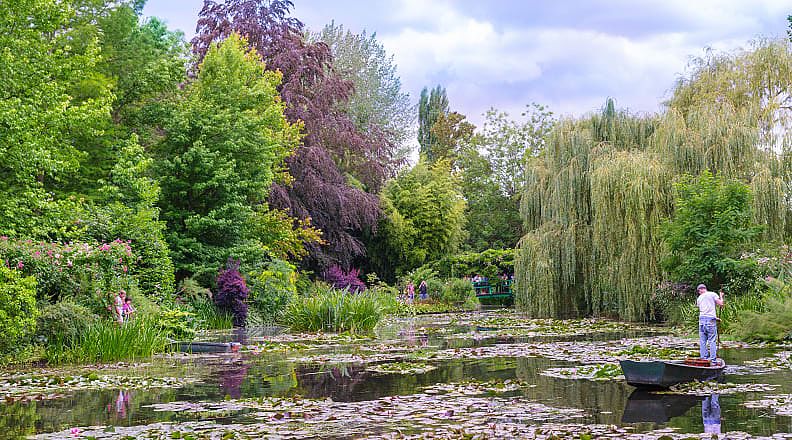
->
<box><xmin>463</xmin><ymin>273</ymin><xmax>514</xmax><ymax>284</ymax></box>
<box><xmin>113</xmin><ymin>289</ymin><xmax>136</xmax><ymax>324</ymax></box>
<box><xmin>402</xmin><ymin>280</ymin><xmax>428</xmax><ymax>303</ymax></box>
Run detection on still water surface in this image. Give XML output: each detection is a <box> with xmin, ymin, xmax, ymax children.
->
<box><xmin>1</xmin><ymin>310</ymin><xmax>790</xmax><ymax>439</ymax></box>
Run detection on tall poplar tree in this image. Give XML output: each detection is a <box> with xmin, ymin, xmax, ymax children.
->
<box><xmin>418</xmin><ymin>85</ymin><xmax>450</xmax><ymax>162</ymax></box>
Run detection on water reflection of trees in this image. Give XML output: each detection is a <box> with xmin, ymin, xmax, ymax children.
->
<box><xmin>295</xmin><ymin>364</ymin><xmax>371</xmax><ymax>401</ymax></box>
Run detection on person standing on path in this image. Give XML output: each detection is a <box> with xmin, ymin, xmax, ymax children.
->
<box><xmin>418</xmin><ymin>280</ymin><xmax>428</xmax><ymax>300</ymax></box>
<box><xmin>406</xmin><ymin>281</ymin><xmax>415</xmax><ymax>303</ymax></box>
<box><xmin>696</xmin><ymin>283</ymin><xmax>725</xmax><ymax>363</ymax></box>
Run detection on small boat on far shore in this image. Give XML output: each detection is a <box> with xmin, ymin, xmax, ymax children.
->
<box><xmin>174</xmin><ymin>341</ymin><xmax>241</xmax><ymax>353</ymax></box>
<box><xmin>619</xmin><ymin>358</ymin><xmax>726</xmax><ymax>389</ymax></box>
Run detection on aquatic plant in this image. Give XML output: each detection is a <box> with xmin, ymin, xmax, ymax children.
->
<box><xmin>282</xmin><ymin>285</ymin><xmax>385</xmax><ymax>333</ymax></box>
<box><xmin>65</xmin><ymin>316</ymin><xmax>169</xmax><ymax>363</ymax></box>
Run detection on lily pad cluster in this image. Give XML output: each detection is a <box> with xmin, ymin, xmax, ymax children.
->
<box><xmin>541</xmin><ymin>363</ymin><xmax>624</xmax><ymax>382</ymax></box>
<box><xmin>0</xmin><ymin>373</ymin><xmax>197</xmax><ymax>403</ymax></box>
<box><xmin>657</xmin><ymin>381</ymin><xmax>780</xmax><ymax>396</ymax></box>
<box><xmin>744</xmin><ymin>394</ymin><xmax>792</xmax><ymax>417</ymax></box>
<box><xmin>367</xmin><ymin>361</ymin><xmax>437</xmax><ymax>375</ymax></box>
<box><xmin>745</xmin><ymin>351</ymin><xmax>792</xmax><ymax>372</ymax></box>
<box><xmin>37</xmin><ymin>391</ymin><xmax>587</xmax><ymax>439</ymax></box>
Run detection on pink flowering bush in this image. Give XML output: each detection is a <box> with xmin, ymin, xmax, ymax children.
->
<box><xmin>0</xmin><ymin>237</ymin><xmax>136</xmax><ymax>315</ymax></box>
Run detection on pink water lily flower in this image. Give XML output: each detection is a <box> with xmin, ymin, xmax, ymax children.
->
<box><xmin>70</xmin><ymin>427</ymin><xmax>81</xmax><ymax>437</ymax></box>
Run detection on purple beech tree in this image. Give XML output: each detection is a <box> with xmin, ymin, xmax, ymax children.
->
<box><xmin>192</xmin><ymin>0</ymin><xmax>394</xmax><ymax>270</ymax></box>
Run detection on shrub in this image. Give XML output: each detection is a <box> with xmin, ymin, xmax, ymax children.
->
<box><xmin>282</xmin><ymin>285</ymin><xmax>385</xmax><ymax>333</ymax></box>
<box><xmin>0</xmin><ymin>238</ymin><xmax>137</xmax><ymax>316</ymax></box>
<box><xmin>442</xmin><ymin>278</ymin><xmax>476</xmax><ymax>304</ymax></box>
<box><xmin>156</xmin><ymin>308</ymin><xmax>197</xmax><ymax>340</ymax></box>
<box><xmin>36</xmin><ymin>301</ymin><xmax>98</xmax><ymax>347</ymax></box>
<box><xmin>248</xmin><ymin>258</ymin><xmax>298</xmax><ymax>322</ymax></box>
<box><xmin>176</xmin><ymin>277</ymin><xmax>212</xmax><ymax>305</ymax></box>
<box><xmin>736</xmin><ymin>295</ymin><xmax>792</xmax><ymax>342</ymax></box>
<box><xmin>215</xmin><ymin>258</ymin><xmax>249</xmax><ymax>327</ymax></box>
<box><xmin>322</xmin><ymin>265</ymin><xmax>366</xmax><ymax>292</ymax></box>
<box><xmin>0</xmin><ymin>266</ymin><xmax>38</xmax><ymax>353</ymax></box>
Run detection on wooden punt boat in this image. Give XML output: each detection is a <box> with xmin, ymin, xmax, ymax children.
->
<box><xmin>174</xmin><ymin>341</ymin><xmax>241</xmax><ymax>353</ymax></box>
<box><xmin>619</xmin><ymin>358</ymin><xmax>725</xmax><ymax>389</ymax></box>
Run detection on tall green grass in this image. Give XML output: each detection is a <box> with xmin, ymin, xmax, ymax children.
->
<box><xmin>62</xmin><ymin>316</ymin><xmax>169</xmax><ymax>363</ymax></box>
<box><xmin>190</xmin><ymin>300</ymin><xmax>234</xmax><ymax>330</ymax></box>
<box><xmin>282</xmin><ymin>287</ymin><xmax>391</xmax><ymax>333</ymax></box>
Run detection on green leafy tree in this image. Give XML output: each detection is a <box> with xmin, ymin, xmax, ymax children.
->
<box><xmin>418</xmin><ymin>85</ymin><xmax>450</xmax><ymax>161</ymax></box>
<box><xmin>314</xmin><ymin>22</ymin><xmax>415</xmax><ymax>161</ymax></box>
<box><xmin>459</xmin><ymin>104</ymin><xmax>554</xmax><ymax>250</ymax></box>
<box><xmin>661</xmin><ymin>170</ymin><xmax>763</xmax><ymax>289</ymax></box>
<box><xmin>156</xmin><ymin>33</ymin><xmax>301</xmax><ymax>284</ymax></box>
<box><xmin>429</xmin><ymin>111</ymin><xmax>476</xmax><ymax>164</ymax></box>
<box><xmin>371</xmin><ymin>160</ymin><xmax>466</xmax><ymax>280</ymax></box>
<box><xmin>0</xmin><ymin>0</ymin><xmax>111</xmax><ymax>239</ymax></box>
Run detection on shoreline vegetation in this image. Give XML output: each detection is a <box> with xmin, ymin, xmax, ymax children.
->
<box><xmin>0</xmin><ymin>0</ymin><xmax>790</xmax><ymax>409</ymax></box>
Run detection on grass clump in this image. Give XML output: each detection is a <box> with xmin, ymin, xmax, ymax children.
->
<box><xmin>282</xmin><ymin>285</ymin><xmax>389</xmax><ymax>333</ymax></box>
<box><xmin>60</xmin><ymin>316</ymin><xmax>169</xmax><ymax>363</ymax></box>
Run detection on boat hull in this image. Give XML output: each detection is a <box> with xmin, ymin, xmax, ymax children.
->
<box><xmin>175</xmin><ymin>341</ymin><xmax>241</xmax><ymax>353</ymax></box>
<box><xmin>619</xmin><ymin>359</ymin><xmax>725</xmax><ymax>389</ymax></box>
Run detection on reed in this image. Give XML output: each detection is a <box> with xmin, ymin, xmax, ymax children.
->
<box><xmin>282</xmin><ymin>286</ymin><xmax>387</xmax><ymax>333</ymax></box>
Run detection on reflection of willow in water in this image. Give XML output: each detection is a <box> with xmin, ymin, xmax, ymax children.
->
<box><xmin>0</xmin><ymin>401</ymin><xmax>37</xmax><ymax>439</ymax></box>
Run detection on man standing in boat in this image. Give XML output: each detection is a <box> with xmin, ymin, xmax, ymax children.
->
<box><xmin>696</xmin><ymin>284</ymin><xmax>725</xmax><ymax>364</ymax></box>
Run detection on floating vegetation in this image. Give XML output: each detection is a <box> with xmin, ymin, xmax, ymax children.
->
<box><xmin>744</xmin><ymin>394</ymin><xmax>792</xmax><ymax>417</ymax></box>
<box><xmin>656</xmin><ymin>381</ymin><xmax>780</xmax><ymax>396</ymax></box>
<box><xmin>38</xmin><ymin>392</ymin><xmax>586</xmax><ymax>439</ymax></box>
<box><xmin>367</xmin><ymin>361</ymin><xmax>437</xmax><ymax>375</ymax></box>
<box><xmin>744</xmin><ymin>351</ymin><xmax>792</xmax><ymax>372</ymax></box>
<box><xmin>541</xmin><ymin>363</ymin><xmax>624</xmax><ymax>381</ymax></box>
<box><xmin>421</xmin><ymin>379</ymin><xmax>530</xmax><ymax>396</ymax></box>
<box><xmin>0</xmin><ymin>373</ymin><xmax>197</xmax><ymax>403</ymax></box>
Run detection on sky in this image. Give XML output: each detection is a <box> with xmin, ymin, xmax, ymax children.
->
<box><xmin>142</xmin><ymin>0</ymin><xmax>792</xmax><ymax>127</ymax></box>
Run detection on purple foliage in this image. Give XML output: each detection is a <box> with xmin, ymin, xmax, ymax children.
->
<box><xmin>192</xmin><ymin>0</ymin><xmax>396</xmax><ymax>271</ymax></box>
<box><xmin>215</xmin><ymin>258</ymin><xmax>249</xmax><ymax>327</ymax></box>
<box><xmin>322</xmin><ymin>265</ymin><xmax>366</xmax><ymax>293</ymax></box>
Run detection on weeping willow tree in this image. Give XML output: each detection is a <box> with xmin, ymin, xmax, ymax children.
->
<box><xmin>516</xmin><ymin>38</ymin><xmax>792</xmax><ymax>321</ymax></box>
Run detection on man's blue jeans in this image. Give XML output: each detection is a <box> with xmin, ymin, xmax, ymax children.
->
<box><xmin>699</xmin><ymin>318</ymin><xmax>718</xmax><ymax>361</ymax></box>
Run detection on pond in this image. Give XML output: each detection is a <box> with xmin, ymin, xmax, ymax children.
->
<box><xmin>1</xmin><ymin>309</ymin><xmax>791</xmax><ymax>439</ymax></box>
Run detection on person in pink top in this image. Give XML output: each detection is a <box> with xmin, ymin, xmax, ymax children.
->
<box><xmin>405</xmin><ymin>281</ymin><xmax>415</xmax><ymax>303</ymax></box>
<box><xmin>696</xmin><ymin>283</ymin><xmax>725</xmax><ymax>363</ymax></box>
<box><xmin>123</xmin><ymin>296</ymin><xmax>136</xmax><ymax>322</ymax></box>
<box><xmin>114</xmin><ymin>290</ymin><xmax>126</xmax><ymax>324</ymax></box>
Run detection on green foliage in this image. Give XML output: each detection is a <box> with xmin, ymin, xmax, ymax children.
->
<box><xmin>0</xmin><ymin>0</ymin><xmax>112</xmax><ymax>239</ymax></box>
<box><xmin>442</xmin><ymin>278</ymin><xmax>476</xmax><ymax>305</ymax></box>
<box><xmin>736</xmin><ymin>294</ymin><xmax>792</xmax><ymax>342</ymax></box>
<box><xmin>372</xmin><ymin>159</ymin><xmax>466</xmax><ymax>281</ymax></box>
<box><xmin>36</xmin><ymin>302</ymin><xmax>98</xmax><ymax>348</ymax></box>
<box><xmin>416</xmin><ymin>249</ymin><xmax>514</xmax><ymax>280</ymax></box>
<box><xmin>661</xmin><ymin>170</ymin><xmax>762</xmax><ymax>289</ymax></box>
<box><xmin>190</xmin><ymin>300</ymin><xmax>234</xmax><ymax>330</ymax></box>
<box><xmin>156</xmin><ymin>33</ymin><xmax>301</xmax><ymax>285</ymax></box>
<box><xmin>418</xmin><ymin>85</ymin><xmax>450</xmax><ymax>161</ymax></box>
<box><xmin>156</xmin><ymin>308</ymin><xmax>197</xmax><ymax>340</ymax></box>
<box><xmin>248</xmin><ymin>259</ymin><xmax>298</xmax><ymax>322</ymax></box>
<box><xmin>0</xmin><ymin>238</ymin><xmax>137</xmax><ymax>315</ymax></box>
<box><xmin>282</xmin><ymin>285</ymin><xmax>387</xmax><ymax>333</ymax></box>
<box><xmin>314</xmin><ymin>23</ymin><xmax>415</xmax><ymax>157</ymax></box>
<box><xmin>0</xmin><ymin>267</ymin><xmax>38</xmax><ymax>353</ymax></box>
